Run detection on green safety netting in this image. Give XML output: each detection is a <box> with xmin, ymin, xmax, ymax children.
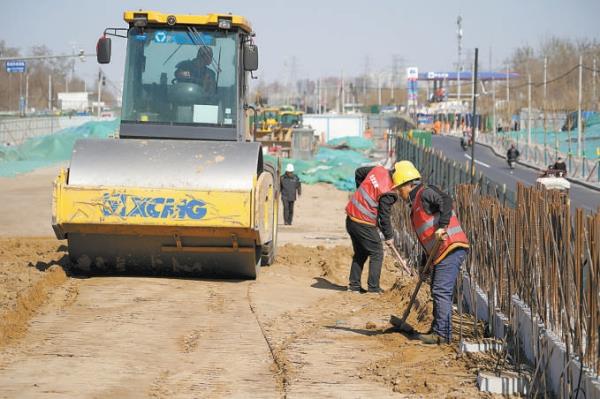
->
<box><xmin>1</xmin><ymin>126</ymin><xmax>375</xmax><ymax>191</ymax></box>
<box><xmin>327</xmin><ymin>136</ymin><xmax>375</xmax><ymax>151</ymax></box>
<box><xmin>267</xmin><ymin>146</ymin><xmax>373</xmax><ymax>192</ymax></box>
<box><xmin>0</xmin><ymin>120</ymin><xmax>119</xmax><ymax>177</ymax></box>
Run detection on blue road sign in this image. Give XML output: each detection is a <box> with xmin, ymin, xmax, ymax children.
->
<box><xmin>6</xmin><ymin>60</ymin><xmax>26</xmax><ymax>73</ymax></box>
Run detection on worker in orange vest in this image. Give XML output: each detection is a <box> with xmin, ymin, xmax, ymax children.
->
<box><xmin>433</xmin><ymin>119</ymin><xmax>442</xmax><ymax>135</ymax></box>
<box><xmin>345</xmin><ymin>164</ymin><xmax>404</xmax><ymax>294</ymax></box>
<box><xmin>393</xmin><ymin>160</ymin><xmax>470</xmax><ymax>344</ymax></box>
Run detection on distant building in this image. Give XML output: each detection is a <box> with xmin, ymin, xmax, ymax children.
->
<box><xmin>57</xmin><ymin>92</ymin><xmax>89</xmax><ymax>112</ymax></box>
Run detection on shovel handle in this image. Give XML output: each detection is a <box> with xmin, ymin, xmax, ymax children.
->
<box><xmin>393</xmin><ymin>238</ymin><xmax>444</xmax><ymax>327</ymax></box>
<box><xmin>388</xmin><ymin>244</ymin><xmax>412</xmax><ymax>276</ymax></box>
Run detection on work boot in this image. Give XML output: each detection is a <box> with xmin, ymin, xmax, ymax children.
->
<box><xmin>366</xmin><ymin>288</ymin><xmax>385</xmax><ymax>295</ymax></box>
<box><xmin>347</xmin><ymin>285</ymin><xmax>366</xmax><ymax>293</ymax></box>
<box><xmin>416</xmin><ymin>332</ymin><xmax>446</xmax><ymax>345</ymax></box>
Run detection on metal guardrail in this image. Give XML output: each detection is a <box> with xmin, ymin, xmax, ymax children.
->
<box><xmin>477</xmin><ymin>132</ymin><xmax>600</xmax><ymax>185</ymax></box>
<box><xmin>395</xmin><ymin>133</ymin><xmax>517</xmax><ymax>207</ymax></box>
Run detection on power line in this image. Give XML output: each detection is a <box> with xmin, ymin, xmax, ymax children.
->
<box><xmin>499</xmin><ymin>64</ymin><xmax>580</xmax><ymax>91</ymax></box>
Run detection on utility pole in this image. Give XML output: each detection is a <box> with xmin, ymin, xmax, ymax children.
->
<box><xmin>377</xmin><ymin>73</ymin><xmax>382</xmax><ymax>109</ymax></box>
<box><xmin>506</xmin><ymin>64</ymin><xmax>510</xmax><ymax>130</ymax></box>
<box><xmin>97</xmin><ymin>70</ymin><xmax>103</xmax><ymax>118</ymax></box>
<box><xmin>470</xmin><ymin>48</ymin><xmax>479</xmax><ymax>184</ymax></box>
<box><xmin>19</xmin><ymin>72</ymin><xmax>23</xmax><ymax>115</ymax></box>
<box><xmin>527</xmin><ymin>74</ymin><xmax>532</xmax><ymax>153</ymax></box>
<box><xmin>543</xmin><ymin>57</ymin><xmax>548</xmax><ymax>165</ymax></box>
<box><xmin>593</xmin><ymin>58</ymin><xmax>597</xmax><ymax>109</ymax></box>
<box><xmin>340</xmin><ymin>69</ymin><xmax>345</xmax><ymax>114</ymax></box>
<box><xmin>48</xmin><ymin>74</ymin><xmax>52</xmax><ymax>111</ymax></box>
<box><xmin>25</xmin><ymin>73</ymin><xmax>29</xmax><ymax>114</ymax></box>
<box><xmin>492</xmin><ymin>77</ymin><xmax>496</xmax><ymax>138</ymax></box>
<box><xmin>317</xmin><ymin>77</ymin><xmax>321</xmax><ymax>114</ymax></box>
<box><xmin>456</xmin><ymin>15</ymin><xmax>463</xmax><ymax>104</ymax></box>
<box><xmin>577</xmin><ymin>55</ymin><xmax>583</xmax><ymax>159</ymax></box>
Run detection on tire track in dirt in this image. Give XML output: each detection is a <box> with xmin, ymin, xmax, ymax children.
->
<box><xmin>0</xmin><ymin>278</ymin><xmax>281</xmax><ymax>398</ymax></box>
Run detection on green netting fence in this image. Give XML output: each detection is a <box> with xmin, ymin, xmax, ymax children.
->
<box><xmin>267</xmin><ymin>136</ymin><xmax>377</xmax><ymax>191</ymax></box>
<box><xmin>1</xmin><ymin>126</ymin><xmax>377</xmax><ymax>192</ymax></box>
<box><xmin>0</xmin><ymin>120</ymin><xmax>119</xmax><ymax>177</ymax></box>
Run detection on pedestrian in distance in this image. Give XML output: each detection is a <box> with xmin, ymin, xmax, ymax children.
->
<box><xmin>280</xmin><ymin>163</ymin><xmax>301</xmax><ymax>226</ymax></box>
<box><xmin>345</xmin><ymin>164</ymin><xmax>403</xmax><ymax>294</ymax></box>
<box><xmin>394</xmin><ymin>160</ymin><xmax>470</xmax><ymax>345</ymax></box>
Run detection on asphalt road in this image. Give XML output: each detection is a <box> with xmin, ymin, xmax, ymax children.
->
<box><xmin>432</xmin><ymin>135</ymin><xmax>600</xmax><ymax>213</ymax></box>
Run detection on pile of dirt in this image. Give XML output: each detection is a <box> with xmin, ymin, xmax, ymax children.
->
<box><xmin>0</xmin><ymin>238</ymin><xmax>69</xmax><ymax>347</ymax></box>
<box><xmin>276</xmin><ymin>243</ymin><xmax>403</xmax><ymax>288</ymax></box>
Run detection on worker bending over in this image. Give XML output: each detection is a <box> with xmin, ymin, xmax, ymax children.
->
<box><xmin>394</xmin><ymin>161</ymin><xmax>470</xmax><ymax>344</ymax></box>
<box><xmin>345</xmin><ymin>164</ymin><xmax>402</xmax><ymax>294</ymax></box>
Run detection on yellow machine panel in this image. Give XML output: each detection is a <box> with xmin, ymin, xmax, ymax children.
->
<box><xmin>53</xmin><ymin>169</ymin><xmax>252</xmax><ymax>234</ymax></box>
<box><xmin>123</xmin><ymin>10</ymin><xmax>252</xmax><ymax>32</ymax></box>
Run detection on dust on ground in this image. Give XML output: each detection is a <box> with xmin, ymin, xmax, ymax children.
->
<box><xmin>0</xmin><ymin>238</ymin><xmax>72</xmax><ymax>348</ymax></box>
<box><xmin>0</xmin><ymin>169</ymin><xmax>503</xmax><ymax>397</ymax></box>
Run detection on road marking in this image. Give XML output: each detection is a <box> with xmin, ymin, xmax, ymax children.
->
<box><xmin>464</xmin><ymin>154</ymin><xmax>490</xmax><ymax>168</ymax></box>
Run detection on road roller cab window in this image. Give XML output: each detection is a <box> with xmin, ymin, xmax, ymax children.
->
<box><xmin>121</xmin><ymin>27</ymin><xmax>238</xmax><ymax>128</ymax></box>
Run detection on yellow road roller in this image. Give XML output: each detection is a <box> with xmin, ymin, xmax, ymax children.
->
<box><xmin>52</xmin><ymin>11</ymin><xmax>278</xmax><ymax>278</ymax></box>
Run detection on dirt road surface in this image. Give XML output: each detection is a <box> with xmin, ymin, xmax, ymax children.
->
<box><xmin>0</xmin><ymin>166</ymin><xmax>496</xmax><ymax>398</ymax></box>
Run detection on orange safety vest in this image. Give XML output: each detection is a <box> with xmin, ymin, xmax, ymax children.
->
<box><xmin>410</xmin><ymin>186</ymin><xmax>469</xmax><ymax>264</ymax></box>
<box><xmin>346</xmin><ymin>166</ymin><xmax>394</xmax><ymax>226</ymax></box>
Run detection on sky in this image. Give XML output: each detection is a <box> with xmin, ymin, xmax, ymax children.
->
<box><xmin>2</xmin><ymin>0</ymin><xmax>599</xmax><ymax>88</ymax></box>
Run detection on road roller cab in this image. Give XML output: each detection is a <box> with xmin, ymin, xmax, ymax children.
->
<box><xmin>52</xmin><ymin>11</ymin><xmax>278</xmax><ymax>278</ymax></box>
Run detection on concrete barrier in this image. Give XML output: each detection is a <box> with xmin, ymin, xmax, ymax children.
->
<box><xmin>461</xmin><ymin>271</ymin><xmax>600</xmax><ymax>398</ymax></box>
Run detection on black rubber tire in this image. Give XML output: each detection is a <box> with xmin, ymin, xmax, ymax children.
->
<box><xmin>260</xmin><ymin>160</ymin><xmax>279</xmax><ymax>266</ymax></box>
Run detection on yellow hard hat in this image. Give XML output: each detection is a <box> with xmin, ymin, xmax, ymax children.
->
<box><xmin>392</xmin><ymin>160</ymin><xmax>421</xmax><ymax>187</ymax></box>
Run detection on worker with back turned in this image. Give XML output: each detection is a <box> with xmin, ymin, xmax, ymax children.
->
<box><xmin>345</xmin><ymin>164</ymin><xmax>403</xmax><ymax>294</ymax></box>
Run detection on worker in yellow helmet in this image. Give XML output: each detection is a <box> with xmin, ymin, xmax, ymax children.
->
<box><xmin>345</xmin><ymin>163</ymin><xmax>407</xmax><ymax>294</ymax></box>
<box><xmin>393</xmin><ymin>160</ymin><xmax>470</xmax><ymax>345</ymax></box>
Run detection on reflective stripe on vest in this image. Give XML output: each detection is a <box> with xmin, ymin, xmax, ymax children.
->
<box><xmin>350</xmin><ymin>196</ymin><xmax>377</xmax><ymax>221</ymax></box>
<box><xmin>358</xmin><ymin>186</ymin><xmax>378</xmax><ymax>208</ymax></box>
<box><xmin>345</xmin><ymin>166</ymin><xmax>394</xmax><ymax>225</ymax></box>
<box><xmin>410</xmin><ymin>186</ymin><xmax>469</xmax><ymax>263</ymax></box>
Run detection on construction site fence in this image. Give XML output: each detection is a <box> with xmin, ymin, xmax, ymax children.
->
<box><xmin>0</xmin><ymin>115</ymin><xmax>97</xmax><ymax>146</ymax></box>
<box><xmin>395</xmin><ymin>132</ymin><xmax>517</xmax><ymax>208</ymax></box>
<box><xmin>477</xmin><ymin>131</ymin><xmax>600</xmax><ymax>184</ymax></box>
<box><xmin>392</xmin><ymin>134</ymin><xmax>600</xmax><ymax>386</ymax></box>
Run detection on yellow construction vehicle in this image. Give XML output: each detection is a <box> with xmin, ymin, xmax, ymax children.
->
<box><xmin>254</xmin><ymin>107</ymin><xmax>280</xmax><ymax>138</ymax></box>
<box><xmin>273</xmin><ymin>110</ymin><xmax>303</xmax><ymax>142</ymax></box>
<box><xmin>52</xmin><ymin>10</ymin><xmax>278</xmax><ymax>278</ymax></box>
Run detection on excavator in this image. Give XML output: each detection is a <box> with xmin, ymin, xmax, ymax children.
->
<box><xmin>52</xmin><ymin>10</ymin><xmax>278</xmax><ymax>278</ymax></box>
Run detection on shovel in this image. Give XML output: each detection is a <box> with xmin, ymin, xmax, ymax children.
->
<box><xmin>389</xmin><ymin>238</ymin><xmax>443</xmax><ymax>333</ymax></box>
<box><xmin>386</xmin><ymin>243</ymin><xmax>413</xmax><ymax>276</ymax></box>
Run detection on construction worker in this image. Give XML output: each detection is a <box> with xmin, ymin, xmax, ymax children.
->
<box><xmin>393</xmin><ymin>160</ymin><xmax>470</xmax><ymax>344</ymax></box>
<box><xmin>345</xmin><ymin>164</ymin><xmax>401</xmax><ymax>294</ymax></box>
<box><xmin>174</xmin><ymin>46</ymin><xmax>216</xmax><ymax>95</ymax></box>
<box><xmin>280</xmin><ymin>163</ymin><xmax>301</xmax><ymax>226</ymax></box>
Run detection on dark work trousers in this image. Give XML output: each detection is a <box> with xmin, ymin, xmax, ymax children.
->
<box><xmin>430</xmin><ymin>248</ymin><xmax>468</xmax><ymax>340</ymax></box>
<box><xmin>346</xmin><ymin>217</ymin><xmax>383</xmax><ymax>291</ymax></box>
<box><xmin>282</xmin><ymin>200</ymin><xmax>295</xmax><ymax>225</ymax></box>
